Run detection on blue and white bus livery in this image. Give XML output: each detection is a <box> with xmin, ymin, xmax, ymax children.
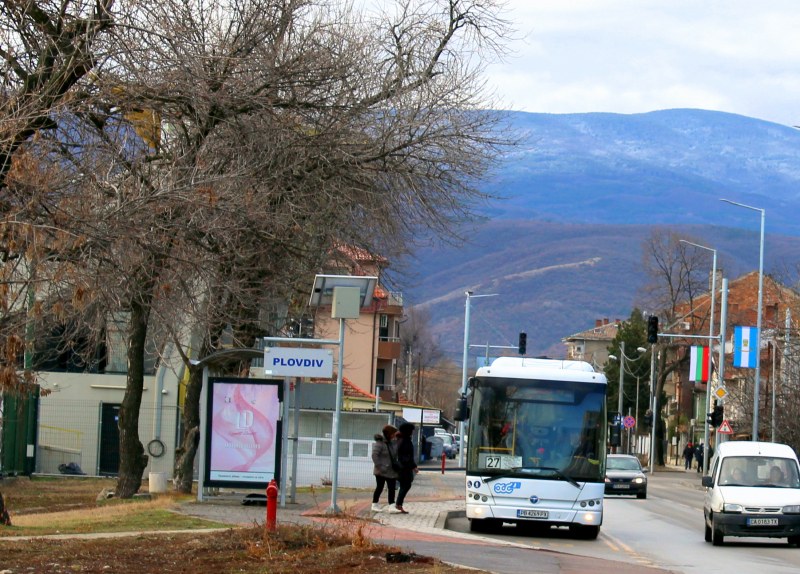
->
<box><xmin>457</xmin><ymin>357</ymin><xmax>608</xmax><ymax>539</ymax></box>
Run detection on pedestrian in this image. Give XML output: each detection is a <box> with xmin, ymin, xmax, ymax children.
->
<box><xmin>683</xmin><ymin>442</ymin><xmax>695</xmax><ymax>470</ymax></box>
<box><xmin>371</xmin><ymin>424</ymin><xmax>398</xmax><ymax>512</ymax></box>
<box><xmin>695</xmin><ymin>443</ymin><xmax>704</xmax><ymax>472</ymax></box>
<box><xmin>389</xmin><ymin>422</ymin><xmax>419</xmax><ymax>514</ymax></box>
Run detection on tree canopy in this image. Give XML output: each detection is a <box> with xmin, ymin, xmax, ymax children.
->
<box><xmin>1</xmin><ymin>0</ymin><xmax>515</xmax><ymax>496</ymax></box>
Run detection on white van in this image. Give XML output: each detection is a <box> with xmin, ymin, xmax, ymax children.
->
<box><xmin>702</xmin><ymin>441</ymin><xmax>800</xmax><ymax>546</ymax></box>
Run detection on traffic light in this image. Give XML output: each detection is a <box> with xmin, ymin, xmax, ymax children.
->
<box><xmin>518</xmin><ymin>332</ymin><xmax>527</xmax><ymax>355</ymax></box>
<box><xmin>710</xmin><ymin>403</ymin><xmax>724</xmax><ymax>427</ymax></box>
<box><xmin>643</xmin><ymin>409</ymin><xmax>653</xmax><ymax>428</ymax></box>
<box><xmin>708</xmin><ymin>400</ymin><xmax>724</xmax><ymax>427</ymax></box>
<box><xmin>610</xmin><ymin>423</ymin><xmax>622</xmax><ymax>447</ymax></box>
<box><xmin>647</xmin><ymin>316</ymin><xmax>659</xmax><ymax>344</ymax></box>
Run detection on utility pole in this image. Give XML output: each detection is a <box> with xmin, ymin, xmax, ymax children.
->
<box><xmin>617</xmin><ymin>341</ymin><xmax>625</xmax><ymax>454</ymax></box>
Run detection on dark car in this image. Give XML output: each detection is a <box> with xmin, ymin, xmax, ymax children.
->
<box><xmin>605</xmin><ymin>454</ymin><xmax>648</xmax><ymax>499</ymax></box>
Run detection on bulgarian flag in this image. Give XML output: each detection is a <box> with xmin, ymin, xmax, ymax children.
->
<box><xmin>689</xmin><ymin>346</ymin><xmax>710</xmax><ymax>382</ymax></box>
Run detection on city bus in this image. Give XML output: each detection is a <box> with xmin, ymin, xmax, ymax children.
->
<box><xmin>456</xmin><ymin>357</ymin><xmax>608</xmax><ymax>538</ymax></box>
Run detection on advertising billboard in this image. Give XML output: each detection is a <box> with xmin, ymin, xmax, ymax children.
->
<box><xmin>204</xmin><ymin>377</ymin><xmax>283</xmax><ymax>488</ymax></box>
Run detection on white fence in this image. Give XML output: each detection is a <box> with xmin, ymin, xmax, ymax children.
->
<box><xmin>291</xmin><ymin>437</ymin><xmax>374</xmax><ymax>488</ymax></box>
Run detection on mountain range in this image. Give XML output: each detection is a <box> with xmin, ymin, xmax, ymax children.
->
<box><xmin>401</xmin><ymin>109</ymin><xmax>800</xmax><ymax>361</ymax></box>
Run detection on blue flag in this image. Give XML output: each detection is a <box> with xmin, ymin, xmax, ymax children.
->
<box><xmin>733</xmin><ymin>326</ymin><xmax>758</xmax><ymax>368</ymax></box>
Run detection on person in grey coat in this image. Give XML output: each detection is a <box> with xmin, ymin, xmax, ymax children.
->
<box><xmin>371</xmin><ymin>424</ymin><xmax>398</xmax><ymax>512</ymax></box>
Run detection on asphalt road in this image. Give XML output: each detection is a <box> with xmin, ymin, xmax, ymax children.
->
<box><xmin>445</xmin><ymin>470</ymin><xmax>800</xmax><ymax>574</ymax></box>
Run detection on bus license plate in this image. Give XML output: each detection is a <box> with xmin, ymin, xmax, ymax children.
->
<box><xmin>517</xmin><ymin>509</ymin><xmax>548</xmax><ymax>519</ymax></box>
<box><xmin>747</xmin><ymin>518</ymin><xmax>778</xmax><ymax>526</ymax></box>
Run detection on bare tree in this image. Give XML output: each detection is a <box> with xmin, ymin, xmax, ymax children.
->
<box><xmin>715</xmin><ymin>277</ymin><xmax>800</xmax><ymax>447</ymax></box>
<box><xmin>417</xmin><ymin>359</ymin><xmax>462</xmax><ymax>418</ymax></box>
<box><xmin>636</xmin><ymin>228</ymin><xmax>715</xmax><ymax>465</ymax></box>
<box><xmin>398</xmin><ymin>305</ymin><xmax>446</xmax><ymax>403</ymax></box>
<box><xmin>2</xmin><ymin>0</ymin><xmax>514</xmax><ymax>497</ymax></box>
<box><xmin>0</xmin><ymin>0</ymin><xmax>116</xmax><ymax>189</ymax></box>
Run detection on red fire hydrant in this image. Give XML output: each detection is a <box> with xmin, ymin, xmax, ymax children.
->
<box><xmin>266</xmin><ymin>479</ymin><xmax>278</xmax><ymax>532</ymax></box>
<box><xmin>441</xmin><ymin>450</ymin><xmax>447</xmax><ymax>474</ymax></box>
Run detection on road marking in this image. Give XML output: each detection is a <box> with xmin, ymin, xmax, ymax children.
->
<box><xmin>601</xmin><ymin>529</ymin><xmax>658</xmax><ymax>568</ymax></box>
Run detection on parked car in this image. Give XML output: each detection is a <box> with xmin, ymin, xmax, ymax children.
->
<box><xmin>605</xmin><ymin>454</ymin><xmax>647</xmax><ymax>499</ymax></box>
<box><xmin>438</xmin><ymin>433</ymin><xmax>457</xmax><ymax>459</ymax></box>
<box><xmin>702</xmin><ymin>441</ymin><xmax>800</xmax><ymax>546</ymax></box>
<box><xmin>450</xmin><ymin>434</ymin><xmax>462</xmax><ymax>455</ymax></box>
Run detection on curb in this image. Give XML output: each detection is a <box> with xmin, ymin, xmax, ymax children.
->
<box><xmin>437</xmin><ymin>508</ymin><xmax>464</xmax><ymax>530</ymax></box>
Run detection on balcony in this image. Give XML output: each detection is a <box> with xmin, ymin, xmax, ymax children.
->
<box><xmin>378</xmin><ymin>337</ymin><xmax>402</xmax><ymax>360</ymax></box>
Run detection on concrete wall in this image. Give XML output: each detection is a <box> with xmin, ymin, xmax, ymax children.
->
<box><xmin>35</xmin><ymin>369</ymin><xmax>181</xmax><ymax>477</ymax></box>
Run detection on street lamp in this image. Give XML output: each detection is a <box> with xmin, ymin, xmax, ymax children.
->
<box><xmin>309</xmin><ymin>274</ymin><xmax>377</xmax><ymax>513</ymax></box>
<box><xmin>458</xmin><ymin>291</ymin><xmax>497</xmax><ymax>466</ymax></box>
<box><xmin>608</xmin><ymin>343</ymin><xmax>647</xmax><ymax>453</ymax></box>
<box><xmin>721</xmin><ymin>199</ymin><xmax>765</xmax><ymax>441</ymax></box>
<box><xmin>680</xmin><ymin>239</ymin><xmax>717</xmax><ymax>475</ymax></box>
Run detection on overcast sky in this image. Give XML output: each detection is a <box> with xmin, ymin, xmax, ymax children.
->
<box><xmin>485</xmin><ymin>1</ymin><xmax>800</xmax><ymax>127</ymax></box>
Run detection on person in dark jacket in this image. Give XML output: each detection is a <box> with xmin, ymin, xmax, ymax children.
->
<box><xmin>683</xmin><ymin>442</ymin><xmax>695</xmax><ymax>470</ymax></box>
<box><xmin>371</xmin><ymin>424</ymin><xmax>398</xmax><ymax>512</ymax></box>
<box><xmin>389</xmin><ymin>422</ymin><xmax>419</xmax><ymax>514</ymax></box>
<box><xmin>694</xmin><ymin>443</ymin><xmax>704</xmax><ymax>472</ymax></box>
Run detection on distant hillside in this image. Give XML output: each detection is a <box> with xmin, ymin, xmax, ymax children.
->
<box><xmin>483</xmin><ymin>109</ymin><xmax>800</xmax><ymax>235</ymax></box>
<box><xmin>400</xmin><ymin>109</ymin><xmax>800</xmax><ymax>361</ymax></box>
<box><xmin>407</xmin><ymin>221</ymin><xmax>800</xmax><ymax>360</ymax></box>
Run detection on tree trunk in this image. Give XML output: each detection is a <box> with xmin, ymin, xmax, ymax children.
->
<box><xmin>173</xmin><ymin>365</ymin><xmax>203</xmax><ymax>493</ymax></box>
<box><xmin>115</xmin><ymin>299</ymin><xmax>150</xmax><ymax>498</ymax></box>
<box><xmin>0</xmin><ymin>490</ymin><xmax>11</xmax><ymax>526</ymax></box>
<box><xmin>655</xmin><ymin>416</ymin><xmax>666</xmax><ymax>467</ymax></box>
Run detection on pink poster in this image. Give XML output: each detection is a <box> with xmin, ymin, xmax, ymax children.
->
<box><xmin>208</xmin><ymin>381</ymin><xmax>280</xmax><ymax>484</ymax></box>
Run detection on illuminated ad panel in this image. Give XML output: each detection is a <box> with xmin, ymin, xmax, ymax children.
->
<box><xmin>204</xmin><ymin>377</ymin><xmax>283</xmax><ymax>488</ymax></box>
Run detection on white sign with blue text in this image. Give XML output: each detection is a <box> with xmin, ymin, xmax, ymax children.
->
<box><xmin>264</xmin><ymin>347</ymin><xmax>334</xmax><ymax>378</ymax></box>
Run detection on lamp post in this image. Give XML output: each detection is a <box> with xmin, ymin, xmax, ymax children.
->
<box><xmin>458</xmin><ymin>291</ymin><xmax>497</xmax><ymax>466</ymax></box>
<box><xmin>308</xmin><ymin>275</ymin><xmax>377</xmax><ymax>513</ymax></box>
<box><xmin>634</xmin><ymin>376</ymin><xmax>640</xmax><ymax>453</ymax></box>
<box><xmin>769</xmin><ymin>339</ymin><xmax>778</xmax><ymax>443</ymax></box>
<box><xmin>608</xmin><ymin>344</ymin><xmax>647</xmax><ymax>453</ymax></box>
<box><xmin>680</xmin><ymin>239</ymin><xmax>717</xmax><ymax>475</ymax></box>
<box><xmin>649</xmin><ymin>347</ymin><xmax>658</xmax><ymax>473</ymax></box>
<box><xmin>721</xmin><ymin>199</ymin><xmax>765</xmax><ymax>441</ymax></box>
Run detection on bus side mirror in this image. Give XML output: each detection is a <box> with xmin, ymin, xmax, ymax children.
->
<box><xmin>454</xmin><ymin>396</ymin><xmax>469</xmax><ymax>422</ymax></box>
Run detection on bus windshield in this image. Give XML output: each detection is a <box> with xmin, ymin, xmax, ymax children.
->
<box><xmin>466</xmin><ymin>376</ymin><xmax>606</xmax><ymax>483</ymax></box>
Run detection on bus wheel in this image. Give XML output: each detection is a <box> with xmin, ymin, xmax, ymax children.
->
<box><xmin>570</xmin><ymin>524</ymin><xmax>600</xmax><ymax>540</ymax></box>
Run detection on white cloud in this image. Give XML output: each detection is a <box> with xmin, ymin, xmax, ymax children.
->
<box><xmin>488</xmin><ymin>0</ymin><xmax>800</xmax><ymax>125</ymax></box>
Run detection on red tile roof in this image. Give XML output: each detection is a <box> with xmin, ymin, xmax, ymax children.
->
<box><xmin>342</xmin><ymin>377</ymin><xmax>375</xmax><ymax>400</ymax></box>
